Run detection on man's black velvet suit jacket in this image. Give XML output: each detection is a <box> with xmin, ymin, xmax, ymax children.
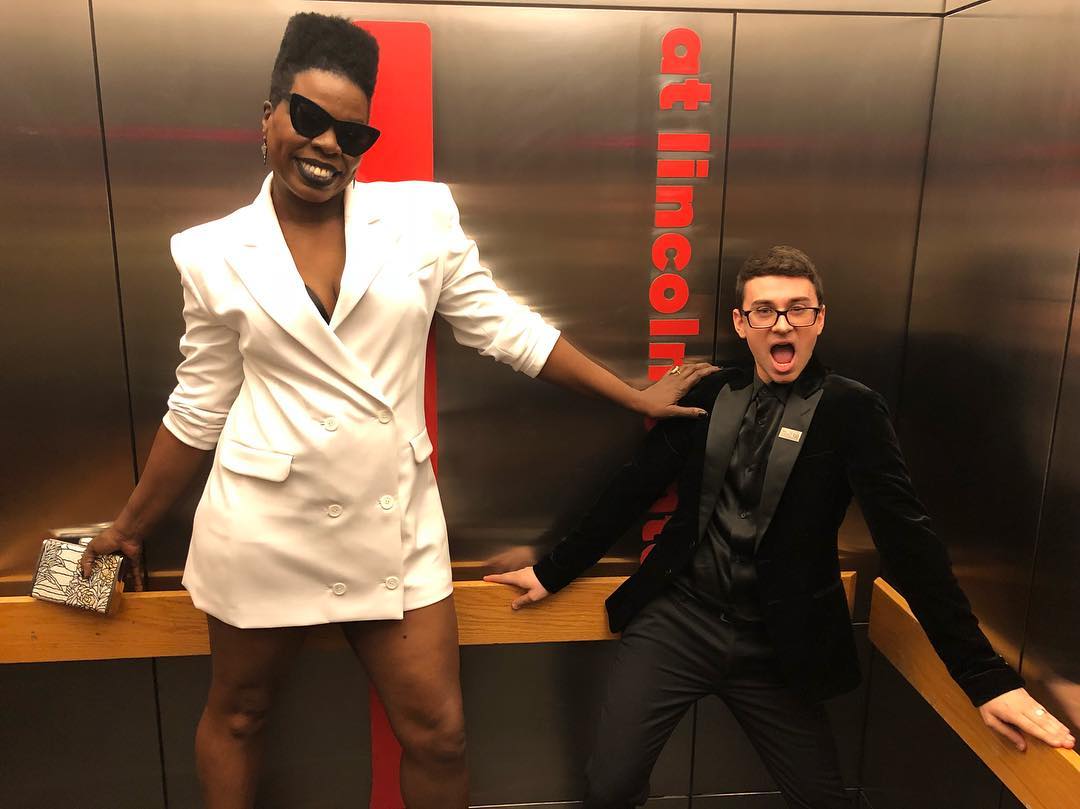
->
<box><xmin>534</xmin><ymin>357</ymin><xmax>1022</xmax><ymax>705</ymax></box>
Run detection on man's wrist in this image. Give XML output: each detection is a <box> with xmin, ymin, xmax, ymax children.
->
<box><xmin>533</xmin><ymin>558</ymin><xmax>566</xmax><ymax>594</ymax></box>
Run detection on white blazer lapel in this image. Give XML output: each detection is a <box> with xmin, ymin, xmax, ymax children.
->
<box><xmin>225</xmin><ymin>174</ymin><xmax>390</xmax><ymax>406</ymax></box>
<box><xmin>329</xmin><ymin>182</ymin><xmax>397</xmax><ymax>331</ymax></box>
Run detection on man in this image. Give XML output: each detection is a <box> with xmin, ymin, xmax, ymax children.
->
<box><xmin>486</xmin><ymin>246</ymin><xmax>1074</xmax><ymax>808</ymax></box>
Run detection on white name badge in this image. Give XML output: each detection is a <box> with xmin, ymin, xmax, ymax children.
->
<box><xmin>778</xmin><ymin>427</ymin><xmax>803</xmax><ymax>443</ymax></box>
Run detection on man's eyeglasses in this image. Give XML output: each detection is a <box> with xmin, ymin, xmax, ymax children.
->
<box><xmin>289</xmin><ymin>93</ymin><xmax>381</xmax><ymax>157</ymax></box>
<box><xmin>740</xmin><ymin>305</ymin><xmax>822</xmax><ymax>329</ymax></box>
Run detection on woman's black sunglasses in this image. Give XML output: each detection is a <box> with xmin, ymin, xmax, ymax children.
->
<box><xmin>289</xmin><ymin>93</ymin><xmax>381</xmax><ymax>157</ymax></box>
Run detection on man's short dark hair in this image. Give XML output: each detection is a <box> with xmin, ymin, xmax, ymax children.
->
<box><xmin>735</xmin><ymin>246</ymin><xmax>825</xmax><ymax>307</ymax></box>
<box><xmin>268</xmin><ymin>13</ymin><xmax>379</xmax><ymax>106</ymax></box>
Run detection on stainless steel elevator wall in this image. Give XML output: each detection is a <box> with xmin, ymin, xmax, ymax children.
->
<box><xmin>896</xmin><ymin>0</ymin><xmax>1079</xmax><ymax>680</ymax></box>
<box><xmin>7</xmin><ymin>1</ymin><xmax>1078</xmax><ymax>807</ymax></box>
<box><xmin>994</xmin><ymin>0</ymin><xmax>1080</xmax><ymax>762</ymax></box>
<box><xmin>429</xmin><ymin>9</ymin><xmax>732</xmax><ymax>562</ymax></box>
<box><xmin>0</xmin><ymin>5</ymin><xmax>164</xmax><ymax>808</ymax></box>
<box><xmin>0</xmin><ymin>1</ymin><xmax>133</xmax><ymax>583</ymax></box>
<box><xmin>862</xmin><ymin>1</ymin><xmax>1080</xmax><ymax>807</ymax></box>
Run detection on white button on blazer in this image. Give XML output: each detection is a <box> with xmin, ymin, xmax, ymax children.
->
<box><xmin>163</xmin><ymin>174</ymin><xmax>561</xmax><ymax>629</ymax></box>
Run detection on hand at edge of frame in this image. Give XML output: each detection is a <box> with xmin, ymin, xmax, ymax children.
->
<box><xmin>979</xmin><ymin>688</ymin><xmax>1076</xmax><ymax>752</ymax></box>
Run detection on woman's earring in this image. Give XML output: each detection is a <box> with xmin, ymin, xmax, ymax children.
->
<box><xmin>261</xmin><ymin>138</ymin><xmax>268</xmax><ymax>165</ymax></box>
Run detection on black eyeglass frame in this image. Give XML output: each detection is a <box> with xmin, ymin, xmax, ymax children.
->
<box><xmin>739</xmin><ymin>306</ymin><xmax>823</xmax><ymax>329</ymax></box>
<box><xmin>288</xmin><ymin>93</ymin><xmax>381</xmax><ymax>157</ymax></box>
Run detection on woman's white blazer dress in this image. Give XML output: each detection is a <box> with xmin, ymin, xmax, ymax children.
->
<box><xmin>163</xmin><ymin>174</ymin><xmax>560</xmax><ymax>628</ymax></box>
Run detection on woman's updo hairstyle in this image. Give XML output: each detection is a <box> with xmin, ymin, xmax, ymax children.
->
<box><xmin>268</xmin><ymin>13</ymin><xmax>379</xmax><ymax>106</ymax></box>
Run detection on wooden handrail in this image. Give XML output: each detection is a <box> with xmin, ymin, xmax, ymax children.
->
<box><xmin>868</xmin><ymin>578</ymin><xmax>1080</xmax><ymax>809</ymax></box>
<box><xmin>0</xmin><ymin>568</ymin><xmax>855</xmax><ymax>665</ymax></box>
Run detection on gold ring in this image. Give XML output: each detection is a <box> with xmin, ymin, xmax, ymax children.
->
<box><xmin>668</xmin><ymin>366</ymin><xmax>681</xmax><ymax>376</ymax></box>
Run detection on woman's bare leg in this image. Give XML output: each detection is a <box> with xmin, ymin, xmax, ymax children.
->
<box><xmin>341</xmin><ymin>596</ymin><xmax>468</xmax><ymax>809</ymax></box>
<box><xmin>195</xmin><ymin>616</ymin><xmax>306</xmax><ymax>809</ymax></box>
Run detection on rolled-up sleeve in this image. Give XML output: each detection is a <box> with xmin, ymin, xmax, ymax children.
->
<box><xmin>434</xmin><ymin>184</ymin><xmax>561</xmax><ymax>378</ymax></box>
<box><xmin>161</xmin><ymin>240</ymin><xmax>244</xmax><ymax>450</ymax></box>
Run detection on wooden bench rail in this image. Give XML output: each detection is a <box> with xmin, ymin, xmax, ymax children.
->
<box><xmin>0</xmin><ymin>568</ymin><xmax>856</xmax><ymax>665</ymax></box>
<box><xmin>9</xmin><ymin>571</ymin><xmax>1076</xmax><ymax>807</ymax></box>
<box><xmin>868</xmin><ymin>578</ymin><xmax>1080</xmax><ymax>809</ymax></box>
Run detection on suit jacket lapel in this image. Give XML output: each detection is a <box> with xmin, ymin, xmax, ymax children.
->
<box><xmin>754</xmin><ymin>385</ymin><xmax>824</xmax><ymax>549</ymax></box>
<box><xmin>698</xmin><ymin>379</ymin><xmax>753</xmax><ymax>540</ymax></box>
<box><xmin>328</xmin><ymin>182</ymin><xmax>396</xmax><ymax>331</ymax></box>
<box><xmin>225</xmin><ymin>175</ymin><xmax>390</xmax><ymax>406</ymax></box>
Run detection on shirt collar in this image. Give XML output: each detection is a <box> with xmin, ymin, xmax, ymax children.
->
<box><xmin>753</xmin><ymin>374</ymin><xmax>791</xmax><ymax>404</ymax></box>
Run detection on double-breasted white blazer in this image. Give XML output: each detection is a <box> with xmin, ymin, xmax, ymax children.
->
<box><xmin>163</xmin><ymin>174</ymin><xmax>560</xmax><ymax>628</ymax></box>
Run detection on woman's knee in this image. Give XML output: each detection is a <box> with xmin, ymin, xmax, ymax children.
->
<box><xmin>399</xmin><ymin>710</ymin><xmax>467</xmax><ymax>767</ymax></box>
<box><xmin>206</xmin><ymin>686</ymin><xmax>276</xmax><ymax>742</ymax></box>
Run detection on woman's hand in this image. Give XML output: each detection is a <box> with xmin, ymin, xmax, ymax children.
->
<box><xmin>536</xmin><ymin>338</ymin><xmax>718</xmax><ymax>419</ymax></box>
<box><xmin>978</xmin><ymin>688</ymin><xmax>1075</xmax><ymax>751</ymax></box>
<box><xmin>635</xmin><ymin>362</ymin><xmax>719</xmax><ymax>419</ymax></box>
<box><xmin>79</xmin><ymin>524</ymin><xmax>146</xmax><ymax>591</ymax></box>
<box><xmin>483</xmin><ymin>567</ymin><xmax>550</xmax><ymax>610</ymax></box>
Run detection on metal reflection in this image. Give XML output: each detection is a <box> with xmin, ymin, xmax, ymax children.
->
<box><xmin>0</xmin><ymin>0</ymin><xmax>132</xmax><ymax>590</ymax></box>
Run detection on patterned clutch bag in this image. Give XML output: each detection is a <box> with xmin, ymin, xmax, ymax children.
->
<box><xmin>31</xmin><ymin>537</ymin><xmax>122</xmax><ymax>614</ymax></box>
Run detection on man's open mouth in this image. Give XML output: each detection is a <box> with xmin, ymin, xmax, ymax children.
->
<box><xmin>770</xmin><ymin>342</ymin><xmax>796</xmax><ymax>369</ymax></box>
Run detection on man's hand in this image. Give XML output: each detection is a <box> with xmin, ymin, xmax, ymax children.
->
<box><xmin>635</xmin><ymin>362</ymin><xmax>719</xmax><ymax>419</ymax></box>
<box><xmin>483</xmin><ymin>567</ymin><xmax>550</xmax><ymax>610</ymax></box>
<box><xmin>979</xmin><ymin>688</ymin><xmax>1076</xmax><ymax>751</ymax></box>
<box><xmin>484</xmin><ymin>546</ymin><xmax>540</xmax><ymax>574</ymax></box>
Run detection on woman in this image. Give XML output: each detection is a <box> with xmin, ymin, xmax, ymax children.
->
<box><xmin>80</xmin><ymin>13</ymin><xmax>714</xmax><ymax>809</ymax></box>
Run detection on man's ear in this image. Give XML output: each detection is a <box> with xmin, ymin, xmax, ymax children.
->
<box><xmin>732</xmin><ymin>307</ymin><xmax>748</xmax><ymax>339</ymax></box>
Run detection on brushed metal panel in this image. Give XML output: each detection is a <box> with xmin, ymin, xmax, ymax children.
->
<box><xmin>430</xmin><ymin>9</ymin><xmax>732</xmax><ymax>562</ymax></box>
<box><xmin>867</xmin><ymin>4</ymin><xmax>1080</xmax><ymax>808</ymax></box>
<box><xmin>692</xmin><ymin>792</ymin><xmax>858</xmax><ymax>807</ymax></box>
<box><xmin>0</xmin><ymin>0</ymin><xmax>132</xmax><ymax>586</ymax></box>
<box><xmin>988</xmin><ymin>0</ymin><xmax>1080</xmax><ymax>752</ymax></box>
<box><xmin>0</xmin><ymin>660</ymin><xmax>164</xmax><ymax>808</ymax></box>
<box><xmin>898</xmin><ymin>0</ymin><xmax>1080</xmax><ymax>672</ymax></box>
<box><xmin>405</xmin><ymin>1</ymin><xmax>945</xmax><ymax>13</ymax></box>
<box><xmin>462</xmin><ymin>641</ymin><xmax>693</xmax><ymax>804</ymax></box>
<box><xmin>860</xmin><ymin>653</ymin><xmax>1004</xmax><ymax>809</ymax></box>
<box><xmin>1022</xmin><ymin>280</ymin><xmax>1080</xmax><ymax>733</ymax></box>
<box><xmin>716</xmin><ymin>13</ymin><xmax>938</xmax><ymax>404</ymax></box>
<box><xmin>478</xmin><ymin>799</ymin><xmax>688</xmax><ymax>809</ymax></box>
<box><xmin>155</xmin><ymin>646</ymin><xmax>372</xmax><ymax>808</ymax></box>
<box><xmin>713</xmin><ymin>13</ymin><xmax>938</xmax><ymax>620</ymax></box>
<box><xmin>692</xmin><ymin>625</ymin><xmax>871</xmax><ymax>793</ymax></box>
<box><xmin>691</xmin><ymin>797</ymin><xmax>788</xmax><ymax>809</ymax></box>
